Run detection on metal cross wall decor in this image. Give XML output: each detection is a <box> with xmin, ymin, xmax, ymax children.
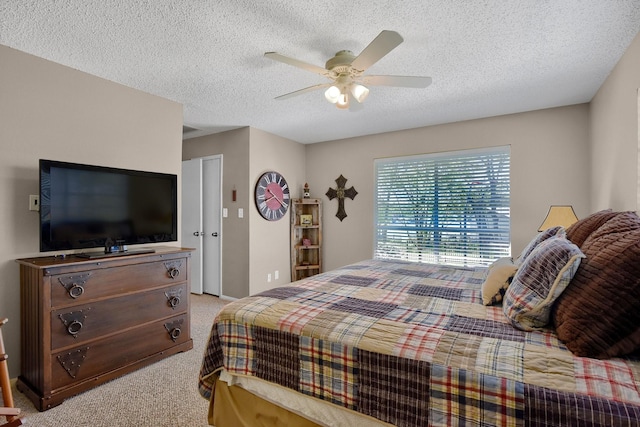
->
<box><xmin>326</xmin><ymin>174</ymin><xmax>358</xmax><ymax>221</ymax></box>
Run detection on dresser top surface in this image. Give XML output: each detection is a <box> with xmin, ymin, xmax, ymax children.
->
<box><xmin>16</xmin><ymin>246</ymin><xmax>193</xmax><ymax>269</ymax></box>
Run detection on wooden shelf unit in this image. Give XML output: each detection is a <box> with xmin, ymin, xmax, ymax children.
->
<box><xmin>290</xmin><ymin>199</ymin><xmax>322</xmax><ymax>281</ymax></box>
<box><xmin>15</xmin><ymin>247</ymin><xmax>193</xmax><ymax>411</ymax></box>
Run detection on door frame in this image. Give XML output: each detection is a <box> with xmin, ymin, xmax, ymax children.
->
<box><xmin>181</xmin><ymin>154</ymin><xmax>223</xmax><ymax>296</ymax></box>
<box><xmin>181</xmin><ymin>158</ymin><xmax>204</xmax><ymax>294</ymax></box>
<box><xmin>202</xmin><ymin>154</ymin><xmax>223</xmax><ymax>296</ymax></box>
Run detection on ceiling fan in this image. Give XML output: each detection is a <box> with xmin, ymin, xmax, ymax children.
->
<box><xmin>265</xmin><ymin>30</ymin><xmax>432</xmax><ymax>110</ymax></box>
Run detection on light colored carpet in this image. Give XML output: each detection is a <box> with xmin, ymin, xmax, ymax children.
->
<box><xmin>9</xmin><ymin>294</ymin><xmax>227</xmax><ymax>427</ymax></box>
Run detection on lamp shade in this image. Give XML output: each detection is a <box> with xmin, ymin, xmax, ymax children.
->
<box><xmin>538</xmin><ymin>205</ymin><xmax>579</xmax><ymax>231</ymax></box>
<box><xmin>324</xmin><ymin>86</ymin><xmax>341</xmax><ymax>104</ymax></box>
<box><xmin>350</xmin><ymin>83</ymin><xmax>369</xmax><ymax>103</ymax></box>
<box><xmin>336</xmin><ymin>92</ymin><xmax>349</xmax><ymax>109</ymax></box>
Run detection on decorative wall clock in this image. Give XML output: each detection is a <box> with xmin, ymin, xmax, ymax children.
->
<box><xmin>255</xmin><ymin>171</ymin><xmax>290</xmax><ymax>221</ymax></box>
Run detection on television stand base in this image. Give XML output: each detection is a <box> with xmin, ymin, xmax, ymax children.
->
<box><xmin>76</xmin><ymin>249</ymin><xmax>156</xmax><ymax>259</ymax></box>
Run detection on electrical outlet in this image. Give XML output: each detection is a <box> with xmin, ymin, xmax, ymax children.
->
<box><xmin>267</xmin><ymin>273</ymin><xmax>272</xmax><ymax>282</ymax></box>
<box><xmin>29</xmin><ymin>195</ymin><xmax>39</xmax><ymax>211</ymax></box>
<box><xmin>274</xmin><ymin>270</ymin><xmax>279</xmax><ymax>280</ymax></box>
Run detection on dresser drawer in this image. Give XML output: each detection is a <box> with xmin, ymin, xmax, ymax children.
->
<box><xmin>50</xmin><ymin>257</ymin><xmax>188</xmax><ymax>307</ymax></box>
<box><xmin>51</xmin><ymin>313</ymin><xmax>190</xmax><ymax>390</ymax></box>
<box><xmin>51</xmin><ymin>283</ymin><xmax>188</xmax><ymax>350</ymax></box>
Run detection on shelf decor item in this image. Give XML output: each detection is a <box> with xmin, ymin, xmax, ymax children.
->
<box><xmin>300</xmin><ymin>214</ymin><xmax>313</xmax><ymax>226</ymax></box>
<box><xmin>325</xmin><ymin>174</ymin><xmax>358</xmax><ymax>221</ymax></box>
<box><xmin>303</xmin><ymin>183</ymin><xmax>310</xmax><ymax>198</ymax></box>
<box><xmin>290</xmin><ymin>199</ymin><xmax>322</xmax><ymax>281</ymax></box>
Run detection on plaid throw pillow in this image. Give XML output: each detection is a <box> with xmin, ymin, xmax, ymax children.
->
<box><xmin>504</xmin><ymin>237</ymin><xmax>584</xmax><ymax>331</ymax></box>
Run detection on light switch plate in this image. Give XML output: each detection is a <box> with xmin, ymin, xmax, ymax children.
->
<box><xmin>29</xmin><ymin>195</ymin><xmax>39</xmax><ymax>211</ymax></box>
<box><xmin>238</xmin><ymin>208</ymin><xmax>244</xmax><ymax>218</ymax></box>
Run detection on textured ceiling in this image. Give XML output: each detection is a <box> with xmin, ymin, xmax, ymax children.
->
<box><xmin>2</xmin><ymin>1</ymin><xmax>640</xmax><ymax>144</ymax></box>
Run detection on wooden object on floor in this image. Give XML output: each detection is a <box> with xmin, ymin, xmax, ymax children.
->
<box><xmin>290</xmin><ymin>198</ymin><xmax>322</xmax><ymax>281</ymax></box>
<box><xmin>0</xmin><ymin>318</ymin><xmax>22</xmax><ymax>427</ymax></box>
<box><xmin>15</xmin><ymin>247</ymin><xmax>193</xmax><ymax>411</ymax></box>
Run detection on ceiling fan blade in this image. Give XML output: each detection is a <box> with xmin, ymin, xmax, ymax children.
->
<box><xmin>265</xmin><ymin>52</ymin><xmax>330</xmax><ymax>77</ymax></box>
<box><xmin>274</xmin><ymin>83</ymin><xmax>330</xmax><ymax>100</ymax></box>
<box><xmin>362</xmin><ymin>75</ymin><xmax>432</xmax><ymax>88</ymax></box>
<box><xmin>351</xmin><ymin>30</ymin><xmax>404</xmax><ymax>71</ymax></box>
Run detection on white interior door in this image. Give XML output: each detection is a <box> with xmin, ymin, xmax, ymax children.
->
<box><xmin>181</xmin><ymin>159</ymin><xmax>203</xmax><ymax>294</ymax></box>
<box><xmin>202</xmin><ymin>156</ymin><xmax>222</xmax><ymax>296</ymax></box>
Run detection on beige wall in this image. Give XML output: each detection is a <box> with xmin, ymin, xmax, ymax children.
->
<box><xmin>590</xmin><ymin>31</ymin><xmax>640</xmax><ymax>212</ymax></box>
<box><xmin>182</xmin><ymin>128</ymin><xmax>251</xmax><ymax>299</ymax></box>
<box><xmin>0</xmin><ymin>45</ymin><xmax>183</xmax><ymax>378</ymax></box>
<box><xmin>184</xmin><ymin>105</ymin><xmax>593</xmax><ymax>295</ymax></box>
<box><xmin>306</xmin><ymin>105</ymin><xmax>591</xmax><ymax>271</ymax></box>
<box><xmin>248</xmin><ymin>128</ymin><xmax>306</xmax><ymax>294</ymax></box>
<box><xmin>182</xmin><ymin>127</ymin><xmax>306</xmax><ymax>297</ymax></box>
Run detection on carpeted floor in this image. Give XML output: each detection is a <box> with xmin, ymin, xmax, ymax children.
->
<box><xmin>8</xmin><ymin>294</ymin><xmax>227</xmax><ymax>427</ymax></box>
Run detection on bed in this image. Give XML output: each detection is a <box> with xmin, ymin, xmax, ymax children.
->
<box><xmin>199</xmin><ymin>210</ymin><xmax>640</xmax><ymax>426</ymax></box>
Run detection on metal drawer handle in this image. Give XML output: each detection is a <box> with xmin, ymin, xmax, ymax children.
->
<box><xmin>164</xmin><ymin>318</ymin><xmax>184</xmax><ymax>342</ymax></box>
<box><xmin>169</xmin><ymin>327</ymin><xmax>181</xmax><ymax>342</ymax></box>
<box><xmin>67</xmin><ymin>320</ymin><xmax>83</xmax><ymax>335</ymax></box>
<box><xmin>58</xmin><ymin>273</ymin><xmax>91</xmax><ymax>300</ymax></box>
<box><xmin>168</xmin><ymin>296</ymin><xmax>181</xmax><ymax>308</ymax></box>
<box><xmin>165</xmin><ymin>289</ymin><xmax>183</xmax><ymax>310</ymax></box>
<box><xmin>68</xmin><ymin>283</ymin><xmax>85</xmax><ymax>299</ymax></box>
<box><xmin>168</xmin><ymin>267</ymin><xmax>180</xmax><ymax>279</ymax></box>
<box><xmin>59</xmin><ymin>310</ymin><xmax>89</xmax><ymax>338</ymax></box>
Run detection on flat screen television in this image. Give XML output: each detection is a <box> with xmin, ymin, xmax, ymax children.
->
<box><xmin>39</xmin><ymin>159</ymin><xmax>178</xmax><ymax>255</ymax></box>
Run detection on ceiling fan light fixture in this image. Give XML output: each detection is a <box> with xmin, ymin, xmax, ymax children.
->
<box><xmin>350</xmin><ymin>83</ymin><xmax>369</xmax><ymax>103</ymax></box>
<box><xmin>336</xmin><ymin>92</ymin><xmax>349</xmax><ymax>109</ymax></box>
<box><xmin>324</xmin><ymin>85</ymin><xmax>341</xmax><ymax>103</ymax></box>
<box><xmin>266</xmin><ymin>31</ymin><xmax>432</xmax><ymax>108</ymax></box>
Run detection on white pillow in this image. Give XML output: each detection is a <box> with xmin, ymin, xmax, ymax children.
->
<box><xmin>481</xmin><ymin>257</ymin><xmax>518</xmax><ymax>306</ymax></box>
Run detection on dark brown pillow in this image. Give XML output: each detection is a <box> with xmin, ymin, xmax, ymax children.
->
<box><xmin>564</xmin><ymin>209</ymin><xmax>617</xmax><ymax>248</ymax></box>
<box><xmin>552</xmin><ymin>211</ymin><xmax>640</xmax><ymax>358</ymax></box>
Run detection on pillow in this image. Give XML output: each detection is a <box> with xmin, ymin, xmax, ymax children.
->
<box><xmin>516</xmin><ymin>226</ymin><xmax>565</xmax><ymax>265</ymax></box>
<box><xmin>481</xmin><ymin>257</ymin><xmax>518</xmax><ymax>305</ymax></box>
<box><xmin>565</xmin><ymin>209</ymin><xmax>617</xmax><ymax>248</ymax></box>
<box><xmin>553</xmin><ymin>211</ymin><xmax>640</xmax><ymax>358</ymax></box>
<box><xmin>503</xmin><ymin>236</ymin><xmax>584</xmax><ymax>331</ymax></box>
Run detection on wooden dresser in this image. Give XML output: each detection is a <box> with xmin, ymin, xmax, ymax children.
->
<box><xmin>15</xmin><ymin>247</ymin><xmax>193</xmax><ymax>411</ymax></box>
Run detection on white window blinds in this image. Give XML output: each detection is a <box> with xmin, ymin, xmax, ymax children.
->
<box><xmin>374</xmin><ymin>146</ymin><xmax>511</xmax><ymax>267</ymax></box>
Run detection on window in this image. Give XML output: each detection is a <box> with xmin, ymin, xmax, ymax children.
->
<box><xmin>374</xmin><ymin>146</ymin><xmax>510</xmax><ymax>267</ymax></box>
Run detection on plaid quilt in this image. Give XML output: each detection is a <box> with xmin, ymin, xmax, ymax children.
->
<box><xmin>199</xmin><ymin>259</ymin><xmax>640</xmax><ymax>427</ymax></box>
